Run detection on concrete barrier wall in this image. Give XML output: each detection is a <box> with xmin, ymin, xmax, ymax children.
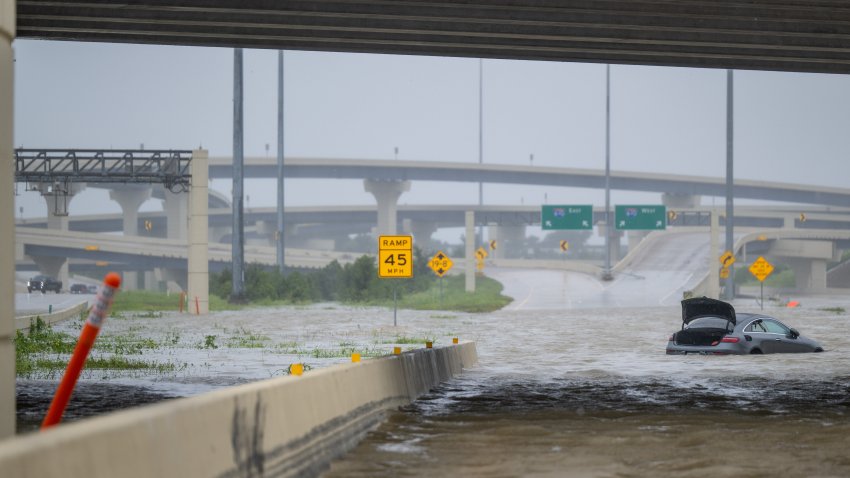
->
<box><xmin>15</xmin><ymin>302</ymin><xmax>88</xmax><ymax>331</ymax></box>
<box><xmin>0</xmin><ymin>342</ymin><xmax>477</xmax><ymax>477</ymax></box>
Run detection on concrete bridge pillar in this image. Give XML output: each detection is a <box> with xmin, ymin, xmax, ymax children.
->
<box><xmin>0</xmin><ymin>0</ymin><xmax>14</xmax><ymax>437</ymax></box>
<box><xmin>109</xmin><ymin>186</ymin><xmax>152</xmax><ymax>290</ymax></box>
<box><xmin>404</xmin><ymin>220</ymin><xmax>437</xmax><ymax>252</ymax></box>
<box><xmin>32</xmin><ymin>183</ymin><xmax>84</xmax><ymax>288</ymax></box>
<box><xmin>109</xmin><ymin>185</ymin><xmax>151</xmax><ymax>237</ymax></box>
<box><xmin>164</xmin><ymin>189</ymin><xmax>189</xmax><ymax>241</ymax></box>
<box><xmin>627</xmin><ymin>230</ymin><xmax>650</xmax><ymax>254</ymax></box>
<box><xmin>187</xmin><ymin>149</ymin><xmax>209</xmax><ymax>315</ymax></box>
<box><xmin>364</xmin><ymin>179</ymin><xmax>410</xmax><ymax>236</ymax></box>
<box><xmin>786</xmin><ymin>258</ymin><xmax>828</xmax><ymax>293</ymax></box>
<box><xmin>662</xmin><ymin>192</ymin><xmax>701</xmax><ymax>209</ymax></box>
<box><xmin>598</xmin><ymin>222</ymin><xmax>623</xmax><ymax>264</ymax></box>
<box><xmin>487</xmin><ymin>224</ymin><xmax>526</xmax><ymax>259</ymax></box>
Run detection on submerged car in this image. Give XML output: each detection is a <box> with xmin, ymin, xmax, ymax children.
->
<box><xmin>666</xmin><ymin>297</ymin><xmax>823</xmax><ymax>355</ymax></box>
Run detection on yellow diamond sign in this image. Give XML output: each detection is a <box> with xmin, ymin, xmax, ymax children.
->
<box><xmin>719</xmin><ymin>251</ymin><xmax>735</xmax><ymax>268</ymax></box>
<box><xmin>428</xmin><ymin>251</ymin><xmax>454</xmax><ymax>278</ymax></box>
<box><xmin>476</xmin><ymin>246</ymin><xmax>488</xmax><ymax>260</ymax></box>
<box><xmin>748</xmin><ymin>256</ymin><xmax>774</xmax><ymax>282</ymax></box>
<box><xmin>719</xmin><ymin>267</ymin><xmax>730</xmax><ymax>279</ymax></box>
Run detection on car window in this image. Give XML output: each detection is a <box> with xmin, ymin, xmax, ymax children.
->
<box><xmin>762</xmin><ymin>319</ymin><xmax>790</xmax><ymax>334</ymax></box>
<box><xmin>686</xmin><ymin>317</ymin><xmax>730</xmax><ymax>329</ymax></box>
<box><xmin>745</xmin><ymin>320</ymin><xmax>769</xmax><ymax>333</ymax></box>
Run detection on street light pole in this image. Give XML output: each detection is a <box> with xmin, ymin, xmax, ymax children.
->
<box><xmin>603</xmin><ymin>64</ymin><xmax>612</xmax><ymax>280</ymax></box>
<box><xmin>724</xmin><ymin>69</ymin><xmax>735</xmax><ymax>299</ymax></box>
<box><xmin>477</xmin><ymin>58</ymin><xmax>483</xmax><ymax>248</ymax></box>
<box><xmin>276</xmin><ymin>50</ymin><xmax>285</xmax><ymax>275</ymax></box>
<box><xmin>231</xmin><ymin>48</ymin><xmax>245</xmax><ymax>300</ymax></box>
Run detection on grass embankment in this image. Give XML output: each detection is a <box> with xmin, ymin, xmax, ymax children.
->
<box><xmin>110</xmin><ymin>290</ymin><xmax>236</xmax><ymax>314</ymax></box>
<box><xmin>396</xmin><ymin>274</ymin><xmax>512</xmax><ymax>313</ymax></box>
<box><xmin>735</xmin><ymin>268</ymin><xmax>795</xmax><ymax>288</ymax></box>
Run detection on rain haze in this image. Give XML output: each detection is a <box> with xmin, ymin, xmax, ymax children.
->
<box><xmin>12</xmin><ymin>39</ymin><xmax>850</xmax><ymax>243</ymax></box>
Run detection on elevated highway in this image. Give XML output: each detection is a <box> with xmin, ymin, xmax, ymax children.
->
<box><xmin>209</xmin><ymin>157</ymin><xmax>850</xmax><ymax>208</ymax></box>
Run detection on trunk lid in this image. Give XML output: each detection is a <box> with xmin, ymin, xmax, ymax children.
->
<box><xmin>681</xmin><ymin>297</ymin><xmax>736</xmax><ymax>326</ymax></box>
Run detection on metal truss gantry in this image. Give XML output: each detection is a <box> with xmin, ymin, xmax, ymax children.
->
<box><xmin>14</xmin><ymin>149</ymin><xmax>193</xmax><ymax>193</ymax></box>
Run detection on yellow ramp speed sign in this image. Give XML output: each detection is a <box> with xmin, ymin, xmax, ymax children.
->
<box><xmin>378</xmin><ymin>235</ymin><xmax>413</xmax><ymax>278</ymax></box>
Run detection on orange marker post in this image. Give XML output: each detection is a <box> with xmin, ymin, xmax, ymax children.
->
<box><xmin>41</xmin><ymin>272</ymin><xmax>122</xmax><ymax>429</ymax></box>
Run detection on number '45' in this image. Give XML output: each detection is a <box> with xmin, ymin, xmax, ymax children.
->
<box><xmin>384</xmin><ymin>253</ymin><xmax>407</xmax><ymax>266</ymax></box>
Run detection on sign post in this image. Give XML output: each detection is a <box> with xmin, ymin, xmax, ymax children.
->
<box><xmin>378</xmin><ymin>235</ymin><xmax>413</xmax><ymax>326</ymax></box>
<box><xmin>615</xmin><ymin>205</ymin><xmax>667</xmax><ymax>230</ymax></box>
<box><xmin>541</xmin><ymin>205</ymin><xmax>593</xmax><ymax>230</ymax></box>
<box><xmin>748</xmin><ymin>256</ymin><xmax>774</xmax><ymax>310</ymax></box>
<box><xmin>428</xmin><ymin>251</ymin><xmax>454</xmax><ymax>306</ymax></box>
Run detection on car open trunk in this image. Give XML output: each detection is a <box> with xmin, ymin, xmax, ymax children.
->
<box><xmin>673</xmin><ymin>328</ymin><xmax>728</xmax><ymax>346</ymax></box>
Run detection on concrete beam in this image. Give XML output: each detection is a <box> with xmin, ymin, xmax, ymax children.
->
<box><xmin>768</xmin><ymin>239</ymin><xmax>836</xmax><ymax>261</ymax></box>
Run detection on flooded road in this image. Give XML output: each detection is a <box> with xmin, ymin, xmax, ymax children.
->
<box><xmin>323</xmin><ymin>267</ymin><xmax>850</xmax><ymax>477</ymax></box>
<box><xmin>15</xmin><ymin>258</ymin><xmax>850</xmax><ymax>475</ymax></box>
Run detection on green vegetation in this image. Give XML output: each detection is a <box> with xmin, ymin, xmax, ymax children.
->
<box><xmin>397</xmin><ymin>275</ymin><xmax>512</xmax><ymax>313</ymax></box>
<box><xmin>818</xmin><ymin>307</ymin><xmax>846</xmax><ymax>314</ymax></box>
<box><xmin>15</xmin><ymin>317</ymin><xmax>183</xmax><ymax>378</ymax></box>
<box><xmin>111</xmin><ymin>290</ymin><xmax>233</xmax><ymax>314</ymax></box>
<box><xmin>380</xmin><ymin>335</ymin><xmax>437</xmax><ymax>345</ymax></box>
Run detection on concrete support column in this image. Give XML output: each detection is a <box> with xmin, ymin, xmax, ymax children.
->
<box><xmin>708</xmin><ymin>209</ymin><xmax>720</xmax><ymax>299</ymax></box>
<box><xmin>598</xmin><ymin>222</ymin><xmax>622</xmax><ymax>265</ymax></box>
<box><xmin>465</xmin><ymin>211</ymin><xmax>475</xmax><ymax>292</ymax></box>
<box><xmin>35</xmin><ymin>183</ymin><xmax>83</xmax><ymax>287</ymax></box>
<box><xmin>164</xmin><ymin>189</ymin><xmax>189</xmax><ymax>241</ymax></box>
<box><xmin>662</xmin><ymin>192</ymin><xmax>701</xmax><ymax>209</ymax></box>
<box><xmin>188</xmin><ymin>149</ymin><xmax>209</xmax><ymax>315</ymax></box>
<box><xmin>408</xmin><ymin>221</ymin><xmax>437</xmax><ymax>253</ymax></box>
<box><xmin>488</xmin><ymin>224</ymin><xmax>526</xmax><ymax>259</ymax></box>
<box><xmin>109</xmin><ymin>186</ymin><xmax>152</xmax><ymax>290</ymax></box>
<box><xmin>785</xmin><ymin>258</ymin><xmax>827</xmax><ymax>293</ymax></box>
<box><xmin>364</xmin><ymin>179</ymin><xmax>410</xmax><ymax>236</ymax></box>
<box><xmin>109</xmin><ymin>186</ymin><xmax>151</xmax><ymax>237</ymax></box>
<box><xmin>0</xmin><ymin>0</ymin><xmax>15</xmax><ymax>438</ymax></box>
<box><xmin>627</xmin><ymin>230</ymin><xmax>649</xmax><ymax>254</ymax></box>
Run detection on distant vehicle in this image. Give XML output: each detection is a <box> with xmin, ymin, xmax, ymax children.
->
<box><xmin>666</xmin><ymin>297</ymin><xmax>823</xmax><ymax>355</ymax></box>
<box><xmin>87</xmin><ymin>284</ymin><xmax>98</xmax><ymax>294</ymax></box>
<box><xmin>27</xmin><ymin>275</ymin><xmax>62</xmax><ymax>293</ymax></box>
<box><xmin>70</xmin><ymin>283</ymin><xmax>90</xmax><ymax>294</ymax></box>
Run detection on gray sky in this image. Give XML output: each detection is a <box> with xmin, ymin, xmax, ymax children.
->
<box><xmin>12</xmin><ymin>40</ymin><xmax>850</xmax><ymax>240</ymax></box>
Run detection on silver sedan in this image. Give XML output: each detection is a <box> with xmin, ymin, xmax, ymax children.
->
<box><xmin>666</xmin><ymin>297</ymin><xmax>824</xmax><ymax>355</ymax></box>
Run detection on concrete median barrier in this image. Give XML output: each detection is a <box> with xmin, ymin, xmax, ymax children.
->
<box><xmin>0</xmin><ymin>342</ymin><xmax>477</xmax><ymax>477</ymax></box>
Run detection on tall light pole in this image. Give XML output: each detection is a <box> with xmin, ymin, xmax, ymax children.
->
<box><xmin>603</xmin><ymin>64</ymin><xmax>613</xmax><ymax>280</ymax></box>
<box><xmin>477</xmin><ymin>58</ymin><xmax>484</xmax><ymax>247</ymax></box>
<box><xmin>231</xmin><ymin>48</ymin><xmax>245</xmax><ymax>300</ymax></box>
<box><xmin>724</xmin><ymin>69</ymin><xmax>735</xmax><ymax>299</ymax></box>
<box><xmin>276</xmin><ymin>50</ymin><xmax>285</xmax><ymax>275</ymax></box>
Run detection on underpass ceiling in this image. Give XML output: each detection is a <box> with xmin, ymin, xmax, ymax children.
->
<box><xmin>16</xmin><ymin>1</ymin><xmax>850</xmax><ymax>74</ymax></box>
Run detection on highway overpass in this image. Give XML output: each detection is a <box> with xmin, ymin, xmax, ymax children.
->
<box><xmin>207</xmin><ymin>157</ymin><xmax>850</xmax><ymax>209</ymax></box>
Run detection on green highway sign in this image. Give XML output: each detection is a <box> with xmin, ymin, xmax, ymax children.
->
<box><xmin>541</xmin><ymin>205</ymin><xmax>593</xmax><ymax>230</ymax></box>
<box><xmin>615</xmin><ymin>205</ymin><xmax>667</xmax><ymax>230</ymax></box>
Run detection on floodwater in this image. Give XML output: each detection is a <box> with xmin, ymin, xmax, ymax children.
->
<box><xmin>324</xmin><ymin>301</ymin><xmax>850</xmax><ymax>477</ymax></box>
<box><xmin>15</xmin><ymin>254</ymin><xmax>850</xmax><ymax>476</ymax></box>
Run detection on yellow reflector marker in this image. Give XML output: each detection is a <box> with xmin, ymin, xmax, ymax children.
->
<box><xmin>426</xmin><ymin>341</ymin><xmax>433</xmax><ymax>349</ymax></box>
<box><xmin>351</xmin><ymin>353</ymin><xmax>361</xmax><ymax>363</ymax></box>
<box><xmin>393</xmin><ymin>347</ymin><xmax>401</xmax><ymax>355</ymax></box>
<box><xmin>453</xmin><ymin>337</ymin><xmax>459</xmax><ymax>344</ymax></box>
<box><xmin>289</xmin><ymin>363</ymin><xmax>303</xmax><ymax>376</ymax></box>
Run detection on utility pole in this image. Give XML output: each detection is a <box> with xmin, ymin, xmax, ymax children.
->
<box><xmin>477</xmin><ymin>58</ymin><xmax>484</xmax><ymax>248</ymax></box>
<box><xmin>724</xmin><ymin>69</ymin><xmax>735</xmax><ymax>300</ymax></box>
<box><xmin>603</xmin><ymin>64</ymin><xmax>613</xmax><ymax>280</ymax></box>
<box><xmin>276</xmin><ymin>50</ymin><xmax>285</xmax><ymax>275</ymax></box>
<box><xmin>231</xmin><ymin>48</ymin><xmax>245</xmax><ymax>300</ymax></box>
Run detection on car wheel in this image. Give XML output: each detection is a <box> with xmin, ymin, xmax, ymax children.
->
<box><xmin>750</xmin><ymin>348</ymin><xmax>763</xmax><ymax>354</ymax></box>
<box><xmin>27</xmin><ymin>288</ymin><xmax>31</xmax><ymax>293</ymax></box>
<box><xmin>814</xmin><ymin>347</ymin><xmax>824</xmax><ymax>353</ymax></box>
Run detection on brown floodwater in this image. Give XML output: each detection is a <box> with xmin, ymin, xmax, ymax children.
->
<box><xmin>324</xmin><ymin>300</ymin><xmax>850</xmax><ymax>477</ymax></box>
